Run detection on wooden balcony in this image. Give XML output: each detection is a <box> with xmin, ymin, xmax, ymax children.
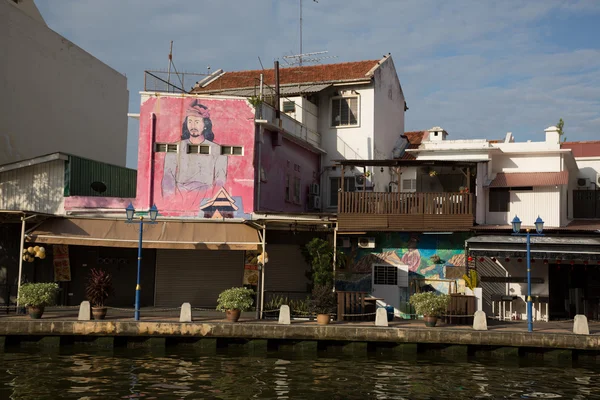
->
<box><xmin>337</xmin><ymin>192</ymin><xmax>473</xmax><ymax>232</ymax></box>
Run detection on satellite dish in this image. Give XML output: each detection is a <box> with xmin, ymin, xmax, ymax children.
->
<box><xmin>90</xmin><ymin>181</ymin><xmax>107</xmax><ymax>193</ymax></box>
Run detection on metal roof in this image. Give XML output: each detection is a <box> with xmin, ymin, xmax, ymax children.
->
<box><xmin>489</xmin><ymin>171</ymin><xmax>569</xmax><ymax>188</ymax></box>
<box><xmin>198</xmin><ymin>83</ymin><xmax>331</xmax><ymax>97</ymax></box>
<box><xmin>333</xmin><ymin>159</ymin><xmax>478</xmax><ymax>167</ymax></box>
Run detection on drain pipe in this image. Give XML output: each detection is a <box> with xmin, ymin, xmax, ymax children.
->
<box><xmin>148</xmin><ymin>113</ymin><xmax>157</xmax><ymax>209</ymax></box>
<box><xmin>332</xmin><ymin>221</ymin><xmax>338</xmax><ymax>293</ymax></box>
<box><xmin>260</xmin><ymin>226</ymin><xmax>267</xmax><ymax>319</ymax></box>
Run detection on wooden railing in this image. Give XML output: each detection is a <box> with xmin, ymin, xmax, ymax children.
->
<box><xmin>338</xmin><ymin>192</ymin><xmax>472</xmax><ymax>215</ymax></box>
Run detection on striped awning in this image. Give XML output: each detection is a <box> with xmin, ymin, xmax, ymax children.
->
<box><xmin>489</xmin><ymin>171</ymin><xmax>569</xmax><ymax>188</ymax></box>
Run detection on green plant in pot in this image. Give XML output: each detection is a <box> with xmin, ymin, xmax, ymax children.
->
<box><xmin>216</xmin><ymin>287</ymin><xmax>255</xmax><ymax>322</ymax></box>
<box><xmin>17</xmin><ymin>282</ymin><xmax>59</xmax><ymax>319</ymax></box>
<box><xmin>310</xmin><ymin>284</ymin><xmax>336</xmax><ymax>325</ymax></box>
<box><xmin>409</xmin><ymin>292</ymin><xmax>450</xmax><ymax>327</ymax></box>
<box><xmin>85</xmin><ymin>268</ymin><xmax>113</xmax><ymax>320</ymax></box>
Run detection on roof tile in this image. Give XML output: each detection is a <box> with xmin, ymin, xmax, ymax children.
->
<box><xmin>489</xmin><ymin>171</ymin><xmax>569</xmax><ymax>188</ymax></box>
<box><xmin>561</xmin><ymin>141</ymin><xmax>600</xmax><ymax>158</ymax></box>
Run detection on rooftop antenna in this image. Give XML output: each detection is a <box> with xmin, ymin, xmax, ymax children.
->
<box><xmin>166</xmin><ymin>41</ymin><xmax>185</xmax><ymax>90</ymax></box>
<box><xmin>283</xmin><ymin>0</ymin><xmax>336</xmax><ymax>66</ymax></box>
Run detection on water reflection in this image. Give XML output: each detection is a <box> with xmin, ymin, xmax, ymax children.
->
<box><xmin>0</xmin><ymin>349</ymin><xmax>598</xmax><ymax>399</ymax></box>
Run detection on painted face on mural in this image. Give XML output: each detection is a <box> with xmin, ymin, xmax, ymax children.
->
<box><xmin>186</xmin><ymin>115</ymin><xmax>206</xmax><ymax>144</ymax></box>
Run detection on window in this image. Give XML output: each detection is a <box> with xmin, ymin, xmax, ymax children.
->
<box><xmin>329</xmin><ymin>177</ymin><xmax>356</xmax><ymax>207</ymax></box>
<box><xmin>293</xmin><ymin>177</ymin><xmax>301</xmax><ymax>204</ymax></box>
<box><xmin>187</xmin><ymin>144</ymin><xmax>210</xmax><ymax>154</ymax></box>
<box><xmin>155</xmin><ymin>143</ymin><xmax>178</xmax><ymax>153</ymax></box>
<box><xmin>489</xmin><ymin>188</ymin><xmax>510</xmax><ymax>212</ymax></box>
<box><xmin>402</xmin><ymin>179</ymin><xmax>417</xmax><ymax>191</ymax></box>
<box><xmin>221</xmin><ymin>146</ymin><xmax>243</xmax><ymax>156</ymax></box>
<box><xmin>373</xmin><ymin>265</ymin><xmax>398</xmax><ymax>286</ymax></box>
<box><xmin>331</xmin><ymin>96</ymin><xmax>359</xmax><ymax>127</ymax></box>
<box><xmin>283</xmin><ymin>101</ymin><xmax>296</xmax><ymax>113</ymax></box>
<box><xmin>285</xmin><ymin>175</ymin><xmax>291</xmax><ymax>202</ymax></box>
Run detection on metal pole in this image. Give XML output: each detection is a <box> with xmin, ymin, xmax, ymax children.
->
<box><xmin>135</xmin><ymin>216</ymin><xmax>143</xmax><ymax>321</ymax></box>
<box><xmin>259</xmin><ymin>226</ymin><xmax>266</xmax><ymax>320</ymax></box>
<box><xmin>526</xmin><ymin>231</ymin><xmax>532</xmax><ymax>332</ymax></box>
<box><xmin>332</xmin><ymin>222</ymin><xmax>337</xmax><ymax>293</ymax></box>
<box><xmin>16</xmin><ymin>215</ymin><xmax>26</xmax><ymax>311</ymax></box>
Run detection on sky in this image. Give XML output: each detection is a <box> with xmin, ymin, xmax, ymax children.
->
<box><xmin>35</xmin><ymin>0</ymin><xmax>600</xmax><ymax>169</ymax></box>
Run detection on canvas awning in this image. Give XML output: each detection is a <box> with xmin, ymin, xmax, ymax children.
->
<box><xmin>26</xmin><ymin>217</ymin><xmax>261</xmax><ymax>250</ymax></box>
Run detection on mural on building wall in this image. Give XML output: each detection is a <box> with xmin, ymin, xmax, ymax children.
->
<box><xmin>336</xmin><ymin>232</ymin><xmax>468</xmax><ymax>294</ymax></box>
<box><xmin>139</xmin><ymin>96</ymin><xmax>255</xmax><ymax>217</ymax></box>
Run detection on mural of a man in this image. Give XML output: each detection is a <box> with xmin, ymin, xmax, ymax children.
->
<box><xmin>162</xmin><ymin>100</ymin><xmax>228</xmax><ymax>199</ymax></box>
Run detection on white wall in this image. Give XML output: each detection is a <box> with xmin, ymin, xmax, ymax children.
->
<box><xmin>0</xmin><ymin>159</ymin><xmax>65</xmax><ymax>214</ymax></box>
<box><xmin>0</xmin><ymin>1</ymin><xmax>129</xmax><ymax>167</ymax></box>
<box><xmin>486</xmin><ymin>186</ymin><xmax>561</xmax><ymax>227</ymax></box>
<box><xmin>491</xmin><ymin>154</ymin><xmax>562</xmax><ymax>173</ymax></box>
<box><xmin>372</xmin><ymin>56</ymin><xmax>405</xmax><ymax>192</ymax></box>
<box><xmin>574</xmin><ymin>157</ymin><xmax>600</xmax><ymax>187</ymax></box>
<box><xmin>280</xmin><ymin>96</ymin><xmax>318</xmax><ymax>133</ymax></box>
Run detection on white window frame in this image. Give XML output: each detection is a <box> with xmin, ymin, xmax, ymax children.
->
<box><xmin>187</xmin><ymin>144</ymin><xmax>210</xmax><ymax>154</ymax></box>
<box><xmin>330</xmin><ymin>95</ymin><xmax>360</xmax><ymax>128</ymax></box>
<box><xmin>221</xmin><ymin>146</ymin><xmax>244</xmax><ymax>156</ymax></box>
<box><xmin>155</xmin><ymin>143</ymin><xmax>178</xmax><ymax>153</ymax></box>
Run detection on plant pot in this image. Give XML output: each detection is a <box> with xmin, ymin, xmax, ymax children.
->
<box><xmin>423</xmin><ymin>315</ymin><xmax>438</xmax><ymax>327</ymax></box>
<box><xmin>27</xmin><ymin>306</ymin><xmax>45</xmax><ymax>319</ymax></box>
<box><xmin>92</xmin><ymin>306</ymin><xmax>107</xmax><ymax>320</ymax></box>
<box><xmin>316</xmin><ymin>314</ymin><xmax>330</xmax><ymax>325</ymax></box>
<box><xmin>226</xmin><ymin>309</ymin><xmax>241</xmax><ymax>322</ymax></box>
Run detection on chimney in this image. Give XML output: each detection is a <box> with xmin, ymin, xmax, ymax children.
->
<box><xmin>427</xmin><ymin>126</ymin><xmax>448</xmax><ymax>142</ymax></box>
<box><xmin>544</xmin><ymin>126</ymin><xmax>560</xmax><ymax>144</ymax></box>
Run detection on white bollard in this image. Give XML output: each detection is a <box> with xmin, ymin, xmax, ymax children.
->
<box><xmin>180</xmin><ymin>302</ymin><xmax>192</xmax><ymax>322</ymax></box>
<box><xmin>473</xmin><ymin>310</ymin><xmax>488</xmax><ymax>331</ymax></box>
<box><xmin>78</xmin><ymin>301</ymin><xmax>91</xmax><ymax>321</ymax></box>
<box><xmin>278</xmin><ymin>305</ymin><xmax>291</xmax><ymax>325</ymax></box>
<box><xmin>573</xmin><ymin>314</ymin><xmax>589</xmax><ymax>335</ymax></box>
<box><xmin>375</xmin><ymin>308</ymin><xmax>388</xmax><ymax>327</ymax></box>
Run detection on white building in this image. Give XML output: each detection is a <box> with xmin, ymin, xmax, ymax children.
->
<box><xmin>190</xmin><ymin>55</ymin><xmax>407</xmax><ymax>211</ymax></box>
<box><xmin>0</xmin><ymin>0</ymin><xmax>129</xmax><ymax>167</ymax></box>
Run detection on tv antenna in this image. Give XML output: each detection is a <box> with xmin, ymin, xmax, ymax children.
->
<box><xmin>282</xmin><ymin>0</ymin><xmax>336</xmax><ymax>66</ymax></box>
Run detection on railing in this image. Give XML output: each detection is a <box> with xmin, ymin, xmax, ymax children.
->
<box><xmin>338</xmin><ymin>192</ymin><xmax>472</xmax><ymax>215</ymax></box>
<box><xmin>260</xmin><ymin>104</ymin><xmax>321</xmax><ymax>147</ymax></box>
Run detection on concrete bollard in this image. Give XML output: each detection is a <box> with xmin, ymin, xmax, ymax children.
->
<box><xmin>473</xmin><ymin>310</ymin><xmax>487</xmax><ymax>331</ymax></box>
<box><xmin>375</xmin><ymin>308</ymin><xmax>388</xmax><ymax>327</ymax></box>
<box><xmin>573</xmin><ymin>314</ymin><xmax>589</xmax><ymax>335</ymax></box>
<box><xmin>278</xmin><ymin>305</ymin><xmax>291</xmax><ymax>325</ymax></box>
<box><xmin>180</xmin><ymin>302</ymin><xmax>192</xmax><ymax>322</ymax></box>
<box><xmin>78</xmin><ymin>301</ymin><xmax>91</xmax><ymax>321</ymax></box>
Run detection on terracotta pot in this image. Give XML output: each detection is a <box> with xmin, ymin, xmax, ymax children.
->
<box><xmin>423</xmin><ymin>315</ymin><xmax>438</xmax><ymax>327</ymax></box>
<box><xmin>27</xmin><ymin>306</ymin><xmax>45</xmax><ymax>319</ymax></box>
<box><xmin>226</xmin><ymin>309</ymin><xmax>241</xmax><ymax>322</ymax></box>
<box><xmin>92</xmin><ymin>307</ymin><xmax>107</xmax><ymax>320</ymax></box>
<box><xmin>316</xmin><ymin>314</ymin><xmax>330</xmax><ymax>325</ymax></box>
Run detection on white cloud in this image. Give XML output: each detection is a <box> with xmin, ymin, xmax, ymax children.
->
<box><xmin>34</xmin><ymin>0</ymin><xmax>600</xmax><ymax>167</ymax></box>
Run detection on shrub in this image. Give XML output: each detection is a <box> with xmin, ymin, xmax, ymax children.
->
<box><xmin>85</xmin><ymin>268</ymin><xmax>114</xmax><ymax>307</ymax></box>
<box><xmin>309</xmin><ymin>284</ymin><xmax>336</xmax><ymax>315</ymax></box>
<box><xmin>409</xmin><ymin>292</ymin><xmax>450</xmax><ymax>317</ymax></box>
<box><xmin>17</xmin><ymin>283</ymin><xmax>59</xmax><ymax>307</ymax></box>
<box><xmin>216</xmin><ymin>287</ymin><xmax>255</xmax><ymax>312</ymax></box>
<box><xmin>290</xmin><ymin>297</ymin><xmax>311</xmax><ymax>316</ymax></box>
<box><xmin>303</xmin><ymin>238</ymin><xmax>345</xmax><ymax>291</ymax></box>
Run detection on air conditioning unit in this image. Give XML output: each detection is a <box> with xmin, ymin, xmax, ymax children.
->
<box><xmin>339</xmin><ymin>238</ymin><xmax>351</xmax><ymax>248</ymax></box>
<box><xmin>309</xmin><ymin>195</ymin><xmax>321</xmax><ymax>210</ymax></box>
<box><xmin>597</xmin><ymin>173</ymin><xmax>600</xmax><ymax>187</ymax></box>
<box><xmin>309</xmin><ymin>183</ymin><xmax>320</xmax><ymax>195</ymax></box>
<box><xmin>355</xmin><ymin>175</ymin><xmax>366</xmax><ymax>187</ymax></box>
<box><xmin>358</xmin><ymin>237</ymin><xmax>375</xmax><ymax>249</ymax></box>
<box><xmin>577</xmin><ymin>178</ymin><xmax>590</xmax><ymax>188</ymax></box>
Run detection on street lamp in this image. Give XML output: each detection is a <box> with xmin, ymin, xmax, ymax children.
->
<box><xmin>125</xmin><ymin>203</ymin><xmax>158</xmax><ymax>321</ymax></box>
<box><xmin>511</xmin><ymin>215</ymin><xmax>544</xmax><ymax>332</ymax></box>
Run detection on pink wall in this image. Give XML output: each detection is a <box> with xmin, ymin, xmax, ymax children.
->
<box><xmin>259</xmin><ymin>130</ymin><xmax>321</xmax><ymax>213</ymax></box>
<box><xmin>137</xmin><ymin>96</ymin><xmax>256</xmax><ymax>218</ymax></box>
<box><xmin>64</xmin><ymin>196</ymin><xmax>133</xmax><ymax>210</ymax></box>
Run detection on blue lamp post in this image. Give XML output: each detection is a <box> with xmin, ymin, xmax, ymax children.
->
<box><xmin>511</xmin><ymin>215</ymin><xmax>544</xmax><ymax>332</ymax></box>
<box><xmin>125</xmin><ymin>203</ymin><xmax>158</xmax><ymax>321</ymax></box>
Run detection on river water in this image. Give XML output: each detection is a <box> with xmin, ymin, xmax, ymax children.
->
<box><xmin>0</xmin><ymin>347</ymin><xmax>598</xmax><ymax>399</ymax></box>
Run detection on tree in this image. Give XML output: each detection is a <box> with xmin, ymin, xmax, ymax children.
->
<box><xmin>302</xmin><ymin>238</ymin><xmax>345</xmax><ymax>291</ymax></box>
<box><xmin>556</xmin><ymin>118</ymin><xmax>566</xmax><ymax>142</ymax></box>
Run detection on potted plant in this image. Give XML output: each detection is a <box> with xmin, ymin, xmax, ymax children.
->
<box><xmin>85</xmin><ymin>268</ymin><xmax>113</xmax><ymax>320</ymax></box>
<box><xmin>409</xmin><ymin>292</ymin><xmax>450</xmax><ymax>327</ymax></box>
<box><xmin>17</xmin><ymin>282</ymin><xmax>59</xmax><ymax>319</ymax></box>
<box><xmin>310</xmin><ymin>284</ymin><xmax>336</xmax><ymax>325</ymax></box>
<box><xmin>216</xmin><ymin>287</ymin><xmax>255</xmax><ymax>322</ymax></box>
<box><xmin>463</xmin><ymin>269</ymin><xmax>482</xmax><ymax>311</ymax></box>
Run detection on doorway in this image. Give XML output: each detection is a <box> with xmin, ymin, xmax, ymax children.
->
<box><xmin>371</xmin><ymin>263</ymin><xmax>408</xmax><ymax>316</ymax></box>
<box><xmin>548</xmin><ymin>264</ymin><xmax>600</xmax><ymax>320</ymax></box>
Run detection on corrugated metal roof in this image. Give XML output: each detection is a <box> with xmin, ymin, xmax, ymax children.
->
<box><xmin>66</xmin><ymin>155</ymin><xmax>136</xmax><ymax>198</ymax></box>
<box><xmin>202</xmin><ymin>83</ymin><xmax>332</xmax><ymax>97</ymax></box>
<box><xmin>489</xmin><ymin>171</ymin><xmax>569</xmax><ymax>188</ymax></box>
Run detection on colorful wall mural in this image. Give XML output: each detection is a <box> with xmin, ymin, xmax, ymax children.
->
<box><xmin>137</xmin><ymin>96</ymin><xmax>256</xmax><ymax>218</ymax></box>
<box><xmin>336</xmin><ymin>232</ymin><xmax>469</xmax><ymax>295</ymax></box>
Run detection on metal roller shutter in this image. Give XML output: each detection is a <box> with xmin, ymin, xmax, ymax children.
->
<box><xmin>264</xmin><ymin>244</ymin><xmax>310</xmax><ymax>300</ymax></box>
<box><xmin>155</xmin><ymin>249</ymin><xmax>244</xmax><ymax>307</ymax></box>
